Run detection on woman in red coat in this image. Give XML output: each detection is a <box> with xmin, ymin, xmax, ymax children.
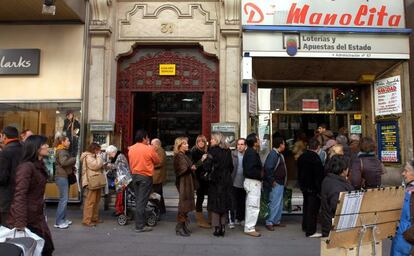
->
<box><xmin>8</xmin><ymin>135</ymin><xmax>54</xmax><ymax>256</ymax></box>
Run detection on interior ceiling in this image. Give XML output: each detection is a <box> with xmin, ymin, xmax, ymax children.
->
<box><xmin>253</xmin><ymin>57</ymin><xmax>401</xmax><ymax>86</ymax></box>
<box><xmin>0</xmin><ymin>0</ymin><xmax>82</xmax><ymax>22</ymax></box>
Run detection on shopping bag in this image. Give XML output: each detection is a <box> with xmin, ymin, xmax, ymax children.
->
<box><xmin>0</xmin><ymin>226</ymin><xmax>44</xmax><ymax>256</ymax></box>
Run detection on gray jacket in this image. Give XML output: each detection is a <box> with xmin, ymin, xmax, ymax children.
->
<box><xmin>231</xmin><ymin>150</ymin><xmax>245</xmax><ymax>184</ymax></box>
<box><xmin>55</xmin><ymin>149</ymin><xmax>76</xmax><ymax>178</ymax></box>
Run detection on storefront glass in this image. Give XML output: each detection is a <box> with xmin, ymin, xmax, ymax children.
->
<box><xmin>0</xmin><ymin>102</ymin><xmax>82</xmax><ymax>201</ymax></box>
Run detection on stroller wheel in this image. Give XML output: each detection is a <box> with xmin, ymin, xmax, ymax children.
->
<box><xmin>147</xmin><ymin>214</ymin><xmax>157</xmax><ymax>227</ymax></box>
<box><xmin>117</xmin><ymin>214</ymin><xmax>128</xmax><ymax>226</ymax></box>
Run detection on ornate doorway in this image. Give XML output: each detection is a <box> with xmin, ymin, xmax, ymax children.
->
<box><xmin>116</xmin><ymin>46</ymin><xmax>219</xmax><ymax>151</ymax></box>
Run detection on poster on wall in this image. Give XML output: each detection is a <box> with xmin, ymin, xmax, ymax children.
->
<box><xmin>248</xmin><ymin>81</ymin><xmax>257</xmax><ymax>115</ymax></box>
<box><xmin>302</xmin><ymin>99</ymin><xmax>319</xmax><ymax>111</ymax></box>
<box><xmin>377</xmin><ymin>120</ymin><xmax>401</xmax><ymax>163</ymax></box>
<box><xmin>374</xmin><ymin>76</ymin><xmax>402</xmax><ymax>116</ymax></box>
<box><xmin>211</xmin><ymin>122</ymin><xmax>239</xmax><ymax>148</ymax></box>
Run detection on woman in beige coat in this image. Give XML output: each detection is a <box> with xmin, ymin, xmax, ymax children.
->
<box><xmin>80</xmin><ymin>143</ymin><xmax>105</xmax><ymax>227</ymax></box>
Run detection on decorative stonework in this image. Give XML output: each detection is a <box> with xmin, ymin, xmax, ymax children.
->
<box><xmin>118</xmin><ymin>4</ymin><xmax>217</xmax><ymax>41</ymax></box>
<box><xmin>90</xmin><ymin>0</ymin><xmax>111</xmax><ymax>25</ymax></box>
<box><xmin>222</xmin><ymin>0</ymin><xmax>240</xmax><ymax>25</ymax></box>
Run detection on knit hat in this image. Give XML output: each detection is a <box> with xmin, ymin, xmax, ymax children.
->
<box><xmin>2</xmin><ymin>126</ymin><xmax>19</xmax><ymax>139</ymax></box>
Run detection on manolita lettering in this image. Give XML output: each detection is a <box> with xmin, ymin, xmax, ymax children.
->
<box><xmin>287</xmin><ymin>4</ymin><xmax>402</xmax><ymax>27</ymax></box>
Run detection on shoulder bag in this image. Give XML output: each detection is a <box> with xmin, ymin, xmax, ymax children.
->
<box><xmin>84</xmin><ymin>157</ymin><xmax>106</xmax><ymax>190</ymax></box>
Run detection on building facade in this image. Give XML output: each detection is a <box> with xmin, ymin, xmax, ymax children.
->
<box><xmin>241</xmin><ymin>0</ymin><xmax>412</xmax><ymax>184</ymax></box>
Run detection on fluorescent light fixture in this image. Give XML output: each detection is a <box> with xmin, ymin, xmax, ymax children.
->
<box><xmin>182</xmin><ymin>98</ymin><xmax>195</xmax><ymax>102</ymax></box>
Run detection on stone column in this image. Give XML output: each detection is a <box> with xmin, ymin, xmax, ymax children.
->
<box><xmin>87</xmin><ymin>0</ymin><xmax>113</xmax><ymax>122</ymax></box>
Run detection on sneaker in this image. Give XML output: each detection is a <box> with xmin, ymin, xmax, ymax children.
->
<box><xmin>64</xmin><ymin>220</ymin><xmax>72</xmax><ymax>225</ymax></box>
<box><xmin>135</xmin><ymin>226</ymin><xmax>153</xmax><ymax>233</ymax></box>
<box><xmin>308</xmin><ymin>232</ymin><xmax>322</xmax><ymax>238</ymax></box>
<box><xmin>54</xmin><ymin>223</ymin><xmax>69</xmax><ymax>229</ymax></box>
<box><xmin>228</xmin><ymin>223</ymin><xmax>235</xmax><ymax>229</ymax></box>
<box><xmin>244</xmin><ymin>231</ymin><xmax>261</xmax><ymax>237</ymax></box>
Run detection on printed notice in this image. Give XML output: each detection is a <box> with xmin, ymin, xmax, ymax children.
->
<box><xmin>337</xmin><ymin>192</ymin><xmax>364</xmax><ymax>231</ymax></box>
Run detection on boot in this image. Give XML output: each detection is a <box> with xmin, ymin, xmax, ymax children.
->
<box><xmin>195</xmin><ymin>212</ymin><xmax>211</xmax><ymax>228</ymax></box>
<box><xmin>176</xmin><ymin>223</ymin><xmax>190</xmax><ymax>237</ymax></box>
<box><xmin>213</xmin><ymin>226</ymin><xmax>221</xmax><ymax>237</ymax></box>
<box><xmin>219</xmin><ymin>224</ymin><xmax>226</xmax><ymax>237</ymax></box>
<box><xmin>183</xmin><ymin>220</ymin><xmax>192</xmax><ymax>234</ymax></box>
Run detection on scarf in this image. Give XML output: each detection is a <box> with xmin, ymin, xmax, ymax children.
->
<box><xmin>4</xmin><ymin>138</ymin><xmax>19</xmax><ymax>145</ymax></box>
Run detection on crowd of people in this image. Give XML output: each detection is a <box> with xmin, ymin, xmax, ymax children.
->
<box><xmin>0</xmin><ymin>123</ymin><xmax>413</xmax><ymax>255</ymax></box>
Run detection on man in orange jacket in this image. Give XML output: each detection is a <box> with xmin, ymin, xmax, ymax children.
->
<box><xmin>128</xmin><ymin>129</ymin><xmax>160</xmax><ymax>232</ymax></box>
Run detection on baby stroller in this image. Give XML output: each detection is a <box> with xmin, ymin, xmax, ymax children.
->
<box><xmin>117</xmin><ymin>186</ymin><xmax>161</xmax><ymax>227</ymax></box>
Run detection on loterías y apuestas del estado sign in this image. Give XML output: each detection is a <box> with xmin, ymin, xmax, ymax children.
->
<box><xmin>242</xmin><ymin>0</ymin><xmax>405</xmax><ymax>28</ymax></box>
<box><xmin>0</xmin><ymin>49</ymin><xmax>40</xmax><ymax>75</ymax></box>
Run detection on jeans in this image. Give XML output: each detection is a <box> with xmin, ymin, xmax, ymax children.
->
<box><xmin>266</xmin><ymin>184</ymin><xmax>284</xmax><ymax>226</ymax></box>
<box><xmin>132</xmin><ymin>174</ymin><xmax>153</xmax><ymax>229</ymax></box>
<box><xmin>244</xmin><ymin>178</ymin><xmax>262</xmax><ymax>232</ymax></box>
<box><xmin>55</xmin><ymin>177</ymin><xmax>69</xmax><ymax>225</ymax></box>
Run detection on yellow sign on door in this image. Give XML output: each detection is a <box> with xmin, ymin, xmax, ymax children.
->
<box><xmin>354</xmin><ymin>114</ymin><xmax>362</xmax><ymax>120</ymax></box>
<box><xmin>159</xmin><ymin>64</ymin><xmax>176</xmax><ymax>76</ymax></box>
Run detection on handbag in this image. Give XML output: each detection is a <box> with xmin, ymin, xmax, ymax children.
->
<box><xmin>68</xmin><ymin>166</ymin><xmax>77</xmax><ymax>185</ymax></box>
<box><xmin>84</xmin><ymin>157</ymin><xmax>106</xmax><ymax>190</ymax></box>
<box><xmin>403</xmin><ymin>193</ymin><xmax>414</xmax><ymax>245</ymax></box>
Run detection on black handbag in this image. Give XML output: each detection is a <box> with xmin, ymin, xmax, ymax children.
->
<box><xmin>68</xmin><ymin>166</ymin><xmax>77</xmax><ymax>185</ymax></box>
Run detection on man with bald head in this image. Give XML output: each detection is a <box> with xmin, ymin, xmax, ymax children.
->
<box><xmin>151</xmin><ymin>138</ymin><xmax>167</xmax><ymax>214</ymax></box>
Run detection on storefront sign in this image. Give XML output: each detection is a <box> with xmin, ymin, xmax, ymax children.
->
<box><xmin>377</xmin><ymin>120</ymin><xmax>400</xmax><ymax>163</ymax></box>
<box><xmin>243</xmin><ymin>32</ymin><xmax>409</xmax><ymax>59</ymax></box>
<box><xmin>211</xmin><ymin>122</ymin><xmax>238</xmax><ymax>148</ymax></box>
<box><xmin>302</xmin><ymin>99</ymin><xmax>319</xmax><ymax>111</ymax></box>
<box><xmin>374</xmin><ymin>76</ymin><xmax>402</xmax><ymax>116</ymax></box>
<box><xmin>159</xmin><ymin>64</ymin><xmax>176</xmax><ymax>76</ymax></box>
<box><xmin>242</xmin><ymin>0</ymin><xmax>405</xmax><ymax>28</ymax></box>
<box><xmin>0</xmin><ymin>49</ymin><xmax>40</xmax><ymax>75</ymax></box>
<box><xmin>89</xmin><ymin>122</ymin><xmax>114</xmax><ymax>132</ymax></box>
<box><xmin>350</xmin><ymin>125</ymin><xmax>362</xmax><ymax>134</ymax></box>
<box><xmin>248</xmin><ymin>81</ymin><xmax>257</xmax><ymax>115</ymax></box>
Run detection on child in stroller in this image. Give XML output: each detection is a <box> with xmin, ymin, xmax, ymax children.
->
<box><xmin>117</xmin><ymin>186</ymin><xmax>161</xmax><ymax>227</ymax></box>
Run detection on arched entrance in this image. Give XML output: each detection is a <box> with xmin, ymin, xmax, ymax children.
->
<box><xmin>116</xmin><ymin>46</ymin><xmax>219</xmax><ymax>151</ymax></box>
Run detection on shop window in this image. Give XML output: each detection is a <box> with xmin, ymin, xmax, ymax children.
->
<box><xmin>335</xmin><ymin>88</ymin><xmax>362</xmax><ymax>111</ymax></box>
<box><xmin>271</xmin><ymin>88</ymin><xmax>284</xmax><ymax>111</ymax></box>
<box><xmin>0</xmin><ymin>102</ymin><xmax>82</xmax><ymax>178</ymax></box>
<box><xmin>287</xmin><ymin>88</ymin><xmax>333</xmax><ymax>111</ymax></box>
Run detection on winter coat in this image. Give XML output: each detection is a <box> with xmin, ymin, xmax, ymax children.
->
<box><xmin>297</xmin><ymin>150</ymin><xmax>325</xmax><ymax>194</ymax></box>
<box><xmin>391</xmin><ymin>184</ymin><xmax>414</xmax><ymax>256</ymax></box>
<box><xmin>243</xmin><ymin>147</ymin><xmax>262</xmax><ymax>181</ymax></box>
<box><xmin>174</xmin><ymin>152</ymin><xmax>196</xmax><ymax>213</ymax></box>
<box><xmin>153</xmin><ymin>147</ymin><xmax>167</xmax><ymax>185</ymax></box>
<box><xmin>190</xmin><ymin>146</ymin><xmax>207</xmax><ymax>180</ymax></box>
<box><xmin>55</xmin><ymin>148</ymin><xmax>76</xmax><ymax>178</ymax></box>
<box><xmin>203</xmin><ymin>146</ymin><xmax>233</xmax><ymax>214</ymax></box>
<box><xmin>80</xmin><ymin>152</ymin><xmax>104</xmax><ymax>189</ymax></box>
<box><xmin>320</xmin><ymin>173</ymin><xmax>354</xmax><ymax>236</ymax></box>
<box><xmin>350</xmin><ymin>152</ymin><xmax>384</xmax><ymax>189</ymax></box>
<box><xmin>231</xmin><ymin>150</ymin><xmax>245</xmax><ymax>184</ymax></box>
<box><xmin>0</xmin><ymin>140</ymin><xmax>23</xmax><ymax>213</ymax></box>
<box><xmin>7</xmin><ymin>160</ymin><xmax>54</xmax><ymax>255</ymax></box>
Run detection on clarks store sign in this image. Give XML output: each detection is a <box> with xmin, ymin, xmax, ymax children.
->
<box><xmin>242</xmin><ymin>0</ymin><xmax>405</xmax><ymax>28</ymax></box>
<box><xmin>0</xmin><ymin>49</ymin><xmax>40</xmax><ymax>75</ymax></box>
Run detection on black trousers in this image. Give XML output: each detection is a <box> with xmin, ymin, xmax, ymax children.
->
<box><xmin>0</xmin><ymin>211</ymin><xmax>8</xmax><ymax>227</ymax></box>
<box><xmin>302</xmin><ymin>192</ymin><xmax>321</xmax><ymax>236</ymax></box>
<box><xmin>196</xmin><ymin>179</ymin><xmax>209</xmax><ymax>212</ymax></box>
<box><xmin>152</xmin><ymin>183</ymin><xmax>166</xmax><ymax>214</ymax></box>
<box><xmin>132</xmin><ymin>174</ymin><xmax>153</xmax><ymax>229</ymax></box>
<box><xmin>230</xmin><ymin>186</ymin><xmax>246</xmax><ymax>222</ymax></box>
